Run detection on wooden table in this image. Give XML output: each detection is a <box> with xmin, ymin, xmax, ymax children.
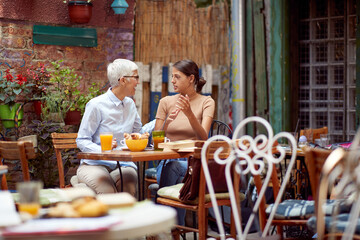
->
<box><xmin>282</xmin><ymin>150</ymin><xmax>310</xmax><ymax>199</ymax></box>
<box><xmin>77</xmin><ymin>149</ymin><xmax>193</xmax><ymax>200</ymax></box>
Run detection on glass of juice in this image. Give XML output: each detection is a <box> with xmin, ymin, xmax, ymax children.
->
<box><xmin>16</xmin><ymin>181</ymin><xmax>43</xmax><ymax>217</ymax></box>
<box><xmin>100</xmin><ymin>132</ymin><xmax>113</xmax><ymax>152</ymax></box>
<box><xmin>152</xmin><ymin>130</ymin><xmax>165</xmax><ymax>151</ymax></box>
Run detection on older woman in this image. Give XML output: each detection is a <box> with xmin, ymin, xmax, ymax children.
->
<box><xmin>76</xmin><ymin>59</ymin><xmax>142</xmax><ymax>196</ymax></box>
<box><xmin>154</xmin><ymin>59</ymin><xmax>215</xmax><ymax>225</ymax></box>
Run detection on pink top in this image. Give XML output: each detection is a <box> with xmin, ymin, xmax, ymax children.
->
<box><xmin>155</xmin><ymin>94</ymin><xmax>215</xmax><ymax>141</ymax></box>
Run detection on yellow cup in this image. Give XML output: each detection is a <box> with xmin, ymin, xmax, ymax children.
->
<box><xmin>100</xmin><ymin>132</ymin><xmax>113</xmax><ymax>152</ymax></box>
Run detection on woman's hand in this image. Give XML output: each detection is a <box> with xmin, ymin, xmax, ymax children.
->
<box><xmin>176</xmin><ymin>94</ymin><xmax>192</xmax><ymax>117</ymax></box>
<box><xmin>167</xmin><ymin>108</ymin><xmax>181</xmax><ymax>123</ymax></box>
<box><xmin>112</xmin><ymin>138</ymin><xmax>118</xmax><ymax>149</ymax></box>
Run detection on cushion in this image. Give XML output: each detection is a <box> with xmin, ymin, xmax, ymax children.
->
<box><xmin>157</xmin><ymin>183</ymin><xmax>245</xmax><ymax>205</ymax></box>
<box><xmin>148</xmin><ymin>183</ymin><xmax>159</xmax><ymax>192</ymax></box>
<box><xmin>266</xmin><ymin>199</ymin><xmax>352</xmax><ymax>220</ymax></box>
<box><xmin>307</xmin><ymin>214</ymin><xmax>360</xmax><ymax>234</ymax></box>
<box><xmin>145</xmin><ymin>167</ymin><xmax>157</xmax><ymax>179</ymax></box>
<box><xmin>266</xmin><ymin>199</ymin><xmax>315</xmax><ymax>219</ymax></box>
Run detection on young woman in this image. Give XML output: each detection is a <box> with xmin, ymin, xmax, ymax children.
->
<box><xmin>154</xmin><ymin>59</ymin><xmax>215</xmax><ymax>225</ymax></box>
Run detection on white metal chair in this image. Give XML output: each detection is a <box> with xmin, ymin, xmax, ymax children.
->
<box><xmin>314</xmin><ymin>130</ymin><xmax>360</xmax><ymax>240</ymax></box>
<box><xmin>201</xmin><ymin>116</ymin><xmax>298</xmax><ymax>239</ymax></box>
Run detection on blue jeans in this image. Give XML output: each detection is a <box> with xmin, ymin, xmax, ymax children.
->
<box><xmin>156</xmin><ymin>158</ymin><xmax>188</xmax><ymax>225</ymax></box>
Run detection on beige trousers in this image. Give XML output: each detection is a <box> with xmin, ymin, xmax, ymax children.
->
<box><xmin>77</xmin><ymin>164</ymin><xmax>137</xmax><ymax>196</ymax></box>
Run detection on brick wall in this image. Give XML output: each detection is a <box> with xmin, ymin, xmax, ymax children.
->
<box><xmin>0</xmin><ymin>1</ymin><xmax>135</xmax><ymax>188</ymax></box>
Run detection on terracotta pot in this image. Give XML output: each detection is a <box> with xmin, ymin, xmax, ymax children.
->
<box><xmin>68</xmin><ymin>1</ymin><xmax>93</xmax><ymax>24</ymax></box>
<box><xmin>64</xmin><ymin>110</ymin><xmax>82</xmax><ymax>125</ymax></box>
<box><xmin>33</xmin><ymin>100</ymin><xmax>44</xmax><ymax>117</ymax></box>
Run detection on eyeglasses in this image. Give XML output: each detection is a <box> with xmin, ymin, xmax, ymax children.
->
<box><xmin>123</xmin><ymin>75</ymin><xmax>140</xmax><ymax>80</ymax></box>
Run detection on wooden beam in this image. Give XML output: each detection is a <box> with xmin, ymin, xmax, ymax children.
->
<box><xmin>253</xmin><ymin>0</ymin><xmax>268</xmax><ymax>130</ymax></box>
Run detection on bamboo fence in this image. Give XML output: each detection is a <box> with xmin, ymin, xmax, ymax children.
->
<box><xmin>135</xmin><ymin>0</ymin><xmax>230</xmax><ymax>68</ymax></box>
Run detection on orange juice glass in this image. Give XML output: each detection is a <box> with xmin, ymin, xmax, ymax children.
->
<box><xmin>100</xmin><ymin>132</ymin><xmax>113</xmax><ymax>152</ymax></box>
<box><xmin>152</xmin><ymin>130</ymin><xmax>165</xmax><ymax>151</ymax></box>
<box><xmin>18</xmin><ymin>203</ymin><xmax>41</xmax><ymax>216</ymax></box>
<box><xmin>16</xmin><ymin>181</ymin><xmax>43</xmax><ymax>217</ymax></box>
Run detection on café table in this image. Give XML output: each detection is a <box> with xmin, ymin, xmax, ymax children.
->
<box><xmin>1</xmin><ymin>200</ymin><xmax>177</xmax><ymax>240</ymax></box>
<box><xmin>279</xmin><ymin>147</ymin><xmax>310</xmax><ymax>199</ymax></box>
<box><xmin>77</xmin><ymin>148</ymin><xmax>193</xmax><ymax>200</ymax></box>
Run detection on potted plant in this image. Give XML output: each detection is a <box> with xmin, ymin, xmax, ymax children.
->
<box><xmin>76</xmin><ymin>82</ymin><xmax>104</xmax><ymax>114</ymax></box>
<box><xmin>0</xmin><ymin>69</ymin><xmax>32</xmax><ymax>129</ymax></box>
<box><xmin>63</xmin><ymin>0</ymin><xmax>93</xmax><ymax>24</ymax></box>
<box><xmin>44</xmin><ymin>60</ymin><xmax>82</xmax><ymax>125</ymax></box>
<box><xmin>41</xmin><ymin>90</ymin><xmax>69</xmax><ymax>125</ymax></box>
<box><xmin>25</xmin><ymin>63</ymin><xmax>51</xmax><ymax>117</ymax></box>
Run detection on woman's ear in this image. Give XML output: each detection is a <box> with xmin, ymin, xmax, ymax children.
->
<box><xmin>119</xmin><ymin>77</ymin><xmax>126</xmax><ymax>86</ymax></box>
<box><xmin>189</xmin><ymin>74</ymin><xmax>195</xmax><ymax>84</ymax></box>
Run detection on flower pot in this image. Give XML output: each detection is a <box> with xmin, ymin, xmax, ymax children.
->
<box><xmin>0</xmin><ymin>103</ymin><xmax>23</xmax><ymax>129</ymax></box>
<box><xmin>33</xmin><ymin>100</ymin><xmax>44</xmax><ymax>118</ymax></box>
<box><xmin>68</xmin><ymin>1</ymin><xmax>93</xmax><ymax>24</ymax></box>
<box><xmin>64</xmin><ymin>110</ymin><xmax>82</xmax><ymax>125</ymax></box>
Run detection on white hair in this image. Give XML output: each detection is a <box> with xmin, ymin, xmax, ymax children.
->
<box><xmin>107</xmin><ymin>59</ymin><xmax>138</xmax><ymax>87</ymax></box>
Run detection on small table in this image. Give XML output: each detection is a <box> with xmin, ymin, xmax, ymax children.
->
<box><xmin>282</xmin><ymin>150</ymin><xmax>310</xmax><ymax>199</ymax></box>
<box><xmin>77</xmin><ymin>149</ymin><xmax>193</xmax><ymax>200</ymax></box>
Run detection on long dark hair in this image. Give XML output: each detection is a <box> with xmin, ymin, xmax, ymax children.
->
<box><xmin>173</xmin><ymin>59</ymin><xmax>206</xmax><ymax>93</ymax></box>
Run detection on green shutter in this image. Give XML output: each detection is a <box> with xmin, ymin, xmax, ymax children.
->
<box><xmin>33</xmin><ymin>25</ymin><xmax>97</xmax><ymax>47</ymax></box>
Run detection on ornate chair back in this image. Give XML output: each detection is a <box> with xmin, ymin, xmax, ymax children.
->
<box><xmin>201</xmin><ymin>116</ymin><xmax>297</xmax><ymax>239</ymax></box>
<box><xmin>209</xmin><ymin>119</ymin><xmax>233</xmax><ymax>138</ymax></box>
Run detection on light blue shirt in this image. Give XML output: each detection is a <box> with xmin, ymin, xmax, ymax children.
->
<box><xmin>76</xmin><ymin>88</ymin><xmax>143</xmax><ymax>170</ymax></box>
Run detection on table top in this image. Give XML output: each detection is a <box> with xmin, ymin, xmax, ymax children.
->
<box><xmin>77</xmin><ymin>149</ymin><xmax>193</xmax><ymax>162</ymax></box>
<box><xmin>1</xmin><ymin>200</ymin><xmax>176</xmax><ymax>240</ymax></box>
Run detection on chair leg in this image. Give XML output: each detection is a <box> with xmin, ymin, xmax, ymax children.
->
<box><xmin>230</xmin><ymin>211</ymin><xmax>236</xmax><ymax>239</ymax></box>
<box><xmin>1</xmin><ymin>174</ymin><xmax>8</xmax><ymax>190</ymax></box>
<box><xmin>171</xmin><ymin>228</ymin><xmax>180</xmax><ymax>240</ymax></box>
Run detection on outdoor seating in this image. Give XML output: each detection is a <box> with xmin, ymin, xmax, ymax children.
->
<box><xmin>51</xmin><ymin>133</ymin><xmax>78</xmax><ymax>188</ymax></box>
<box><xmin>304</xmin><ymin>147</ymin><xmax>332</xmax><ymax>200</ymax></box>
<box><xmin>156</xmin><ymin>140</ymin><xmax>242</xmax><ymax>239</ymax></box>
<box><xmin>202</xmin><ymin>116</ymin><xmax>306</xmax><ymax>239</ymax></box>
<box><xmin>309</xmin><ymin>142</ymin><xmax>360</xmax><ymax>239</ymax></box>
<box><xmin>0</xmin><ymin>140</ymin><xmax>36</xmax><ymax>190</ymax></box>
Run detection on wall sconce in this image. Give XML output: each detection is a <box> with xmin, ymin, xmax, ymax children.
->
<box><xmin>111</xmin><ymin>0</ymin><xmax>128</xmax><ymax>14</ymax></box>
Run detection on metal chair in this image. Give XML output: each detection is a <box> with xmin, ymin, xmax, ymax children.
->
<box><xmin>209</xmin><ymin>119</ymin><xmax>232</xmax><ymax>138</ymax></box>
<box><xmin>156</xmin><ymin>140</ymin><xmax>241</xmax><ymax>239</ymax></box>
<box><xmin>314</xmin><ymin>131</ymin><xmax>360</xmax><ymax>240</ymax></box>
<box><xmin>202</xmin><ymin>116</ymin><xmax>299</xmax><ymax>239</ymax></box>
